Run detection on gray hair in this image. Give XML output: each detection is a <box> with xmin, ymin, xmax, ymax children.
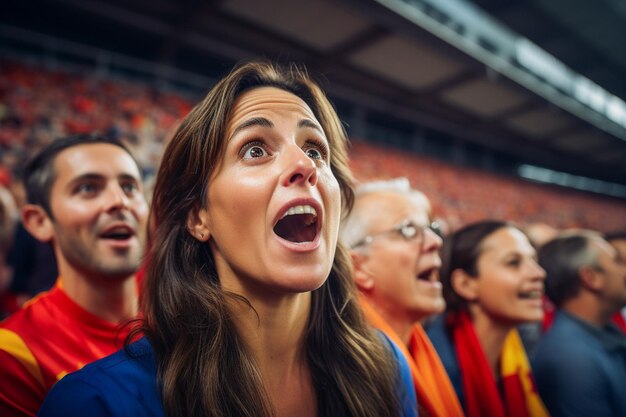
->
<box><xmin>340</xmin><ymin>177</ymin><xmax>429</xmax><ymax>250</ymax></box>
<box><xmin>538</xmin><ymin>230</ymin><xmax>603</xmax><ymax>307</ymax></box>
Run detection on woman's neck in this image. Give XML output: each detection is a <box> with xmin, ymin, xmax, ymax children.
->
<box><xmin>468</xmin><ymin>307</ymin><xmax>511</xmax><ymax>378</ymax></box>
<box><xmin>229</xmin><ymin>291</ymin><xmax>317</xmax><ymax>417</ymax></box>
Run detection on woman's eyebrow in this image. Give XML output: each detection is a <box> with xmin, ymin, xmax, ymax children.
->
<box><xmin>298</xmin><ymin>119</ymin><xmax>323</xmax><ymax>133</ymax></box>
<box><xmin>232</xmin><ymin>117</ymin><xmax>273</xmax><ymax>136</ymax></box>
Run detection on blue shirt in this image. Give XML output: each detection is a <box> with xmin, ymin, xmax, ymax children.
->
<box><xmin>532</xmin><ymin>310</ymin><xmax>626</xmax><ymax>417</ymax></box>
<box><xmin>38</xmin><ymin>335</ymin><xmax>418</xmax><ymax>417</ymax></box>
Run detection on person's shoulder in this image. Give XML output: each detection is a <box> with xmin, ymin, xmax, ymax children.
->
<box><xmin>377</xmin><ymin>332</ymin><xmax>418</xmax><ymax>417</ymax></box>
<box><xmin>0</xmin><ymin>289</ymin><xmax>69</xmax><ymax>365</ymax></box>
<box><xmin>71</xmin><ymin>337</ymin><xmax>156</xmax><ymax>388</ymax></box>
<box><xmin>0</xmin><ymin>293</ymin><xmax>51</xmax><ymax>358</ymax></box>
<box><xmin>424</xmin><ymin>314</ymin><xmax>448</xmax><ymax>343</ymax></box>
<box><xmin>424</xmin><ymin>314</ymin><xmax>455</xmax><ymax>362</ymax></box>
<box><xmin>533</xmin><ymin>314</ymin><xmax>626</xmax><ymax>417</ymax></box>
<box><xmin>0</xmin><ymin>291</ymin><xmax>50</xmax><ymax>331</ymax></box>
<box><xmin>533</xmin><ymin>312</ymin><xmax>610</xmax><ymax>384</ymax></box>
<box><xmin>376</xmin><ymin>330</ymin><xmax>411</xmax><ymax>374</ymax></box>
<box><xmin>38</xmin><ymin>338</ymin><xmax>161</xmax><ymax>417</ymax></box>
<box><xmin>535</xmin><ymin>312</ymin><xmax>599</xmax><ymax>360</ymax></box>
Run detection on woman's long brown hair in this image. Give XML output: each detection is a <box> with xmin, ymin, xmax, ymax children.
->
<box><xmin>137</xmin><ymin>61</ymin><xmax>403</xmax><ymax>417</ymax></box>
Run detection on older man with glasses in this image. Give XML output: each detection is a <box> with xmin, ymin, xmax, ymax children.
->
<box><xmin>341</xmin><ymin>178</ymin><xmax>465</xmax><ymax>417</ymax></box>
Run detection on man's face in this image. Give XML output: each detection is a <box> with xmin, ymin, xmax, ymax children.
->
<box><xmin>609</xmin><ymin>238</ymin><xmax>626</xmax><ymax>265</ymax></box>
<box><xmin>593</xmin><ymin>238</ymin><xmax>626</xmax><ymax>311</ymax></box>
<box><xmin>47</xmin><ymin>143</ymin><xmax>148</xmax><ymax>282</ymax></box>
<box><xmin>353</xmin><ymin>191</ymin><xmax>444</xmax><ymax>323</ymax></box>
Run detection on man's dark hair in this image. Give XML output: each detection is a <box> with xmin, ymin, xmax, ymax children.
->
<box><xmin>23</xmin><ymin>133</ymin><xmax>138</xmax><ymax>216</ymax></box>
<box><xmin>538</xmin><ymin>232</ymin><xmax>600</xmax><ymax>307</ymax></box>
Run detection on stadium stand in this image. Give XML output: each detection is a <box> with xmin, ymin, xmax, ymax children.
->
<box><xmin>1</xmin><ymin>59</ymin><xmax>625</xmax><ymax>234</ymax></box>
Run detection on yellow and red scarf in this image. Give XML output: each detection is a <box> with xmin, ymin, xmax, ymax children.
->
<box><xmin>360</xmin><ymin>298</ymin><xmax>465</xmax><ymax>417</ymax></box>
<box><xmin>451</xmin><ymin>311</ymin><xmax>549</xmax><ymax>417</ymax></box>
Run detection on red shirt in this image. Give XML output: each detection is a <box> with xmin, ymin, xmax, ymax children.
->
<box><xmin>0</xmin><ymin>282</ymin><xmax>130</xmax><ymax>417</ymax></box>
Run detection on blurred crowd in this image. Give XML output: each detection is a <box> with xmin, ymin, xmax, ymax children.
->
<box><xmin>0</xmin><ymin>60</ymin><xmax>193</xmax><ymax>192</ymax></box>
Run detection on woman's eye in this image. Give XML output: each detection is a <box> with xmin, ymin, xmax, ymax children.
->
<box><xmin>242</xmin><ymin>145</ymin><xmax>267</xmax><ymax>159</ymax></box>
<box><xmin>305</xmin><ymin>148</ymin><xmax>323</xmax><ymax>160</ymax></box>
<box><xmin>303</xmin><ymin>140</ymin><xmax>328</xmax><ymax>161</ymax></box>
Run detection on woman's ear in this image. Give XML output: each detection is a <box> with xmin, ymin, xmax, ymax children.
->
<box><xmin>450</xmin><ymin>269</ymin><xmax>478</xmax><ymax>302</ymax></box>
<box><xmin>350</xmin><ymin>251</ymin><xmax>375</xmax><ymax>291</ymax></box>
<box><xmin>21</xmin><ymin>205</ymin><xmax>54</xmax><ymax>243</ymax></box>
<box><xmin>186</xmin><ymin>206</ymin><xmax>211</xmax><ymax>242</ymax></box>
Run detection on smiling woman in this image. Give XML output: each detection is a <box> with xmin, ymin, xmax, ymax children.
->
<box><xmin>426</xmin><ymin>220</ymin><xmax>549</xmax><ymax>417</ymax></box>
<box><xmin>37</xmin><ymin>61</ymin><xmax>416</xmax><ymax>417</ymax></box>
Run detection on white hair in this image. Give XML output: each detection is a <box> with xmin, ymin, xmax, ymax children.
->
<box><xmin>340</xmin><ymin>177</ymin><xmax>429</xmax><ymax>250</ymax></box>
<box><xmin>354</xmin><ymin>177</ymin><xmax>411</xmax><ymax>196</ymax></box>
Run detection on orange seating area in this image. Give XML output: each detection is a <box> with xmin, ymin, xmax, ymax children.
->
<box><xmin>2</xmin><ymin>60</ymin><xmax>625</xmax><ymax>232</ymax></box>
<box><xmin>349</xmin><ymin>140</ymin><xmax>626</xmax><ymax>232</ymax></box>
<box><xmin>0</xmin><ymin>60</ymin><xmax>193</xmax><ymax>178</ymax></box>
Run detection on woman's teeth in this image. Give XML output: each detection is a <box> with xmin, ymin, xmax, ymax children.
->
<box><xmin>282</xmin><ymin>205</ymin><xmax>317</xmax><ymax>218</ymax></box>
<box><xmin>518</xmin><ymin>290</ymin><xmax>542</xmax><ymax>299</ymax></box>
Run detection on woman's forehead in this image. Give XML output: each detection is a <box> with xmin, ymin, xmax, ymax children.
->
<box><xmin>230</xmin><ymin>87</ymin><xmax>316</xmax><ymax>121</ymax></box>
<box><xmin>479</xmin><ymin>227</ymin><xmax>533</xmax><ymax>258</ymax></box>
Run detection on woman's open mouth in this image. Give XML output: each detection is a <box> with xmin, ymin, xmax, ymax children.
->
<box><xmin>273</xmin><ymin>205</ymin><xmax>318</xmax><ymax>243</ymax></box>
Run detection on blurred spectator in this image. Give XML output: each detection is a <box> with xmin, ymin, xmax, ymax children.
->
<box><xmin>341</xmin><ymin>178</ymin><xmax>464</xmax><ymax>417</ymax></box>
<box><xmin>0</xmin><ymin>60</ymin><xmax>193</xmax><ymax>182</ymax></box>
<box><xmin>0</xmin><ymin>186</ymin><xmax>17</xmax><ymax>256</ymax></box>
<box><xmin>6</xmin><ymin>223</ymin><xmax>58</xmax><ymax>305</ymax></box>
<box><xmin>427</xmin><ymin>220</ymin><xmax>549</xmax><ymax>417</ymax></box>
<box><xmin>0</xmin><ymin>134</ymin><xmax>148</xmax><ymax>417</ymax></box>
<box><xmin>523</xmin><ymin>222</ymin><xmax>559</xmax><ymax>250</ymax></box>
<box><xmin>518</xmin><ymin>223</ymin><xmax>560</xmax><ymax>352</ymax></box>
<box><xmin>605</xmin><ymin>231</ymin><xmax>626</xmax><ymax>332</ymax></box>
<box><xmin>0</xmin><ymin>186</ymin><xmax>18</xmax><ymax>317</ymax></box>
<box><xmin>534</xmin><ymin>231</ymin><xmax>626</xmax><ymax>417</ymax></box>
<box><xmin>606</xmin><ymin>231</ymin><xmax>626</xmax><ymax>259</ymax></box>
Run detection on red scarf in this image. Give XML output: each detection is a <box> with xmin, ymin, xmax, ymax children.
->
<box><xmin>451</xmin><ymin>311</ymin><xmax>549</xmax><ymax>417</ymax></box>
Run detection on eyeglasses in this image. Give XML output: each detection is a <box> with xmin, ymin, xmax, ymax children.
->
<box><xmin>351</xmin><ymin>220</ymin><xmax>442</xmax><ymax>249</ymax></box>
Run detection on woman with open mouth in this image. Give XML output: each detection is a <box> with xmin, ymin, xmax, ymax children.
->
<box><xmin>427</xmin><ymin>220</ymin><xmax>550</xmax><ymax>417</ymax></box>
<box><xmin>38</xmin><ymin>61</ymin><xmax>417</xmax><ymax>417</ymax></box>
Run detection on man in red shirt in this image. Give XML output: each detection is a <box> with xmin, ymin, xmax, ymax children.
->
<box><xmin>0</xmin><ymin>134</ymin><xmax>149</xmax><ymax>417</ymax></box>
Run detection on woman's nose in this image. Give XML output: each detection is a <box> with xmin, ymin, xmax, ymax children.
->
<box><xmin>280</xmin><ymin>144</ymin><xmax>318</xmax><ymax>187</ymax></box>
<box><xmin>529</xmin><ymin>259</ymin><xmax>547</xmax><ymax>280</ymax></box>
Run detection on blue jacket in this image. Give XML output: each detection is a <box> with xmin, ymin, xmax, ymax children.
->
<box><xmin>532</xmin><ymin>310</ymin><xmax>626</xmax><ymax>417</ymax></box>
<box><xmin>38</xmin><ymin>335</ymin><xmax>418</xmax><ymax>417</ymax></box>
